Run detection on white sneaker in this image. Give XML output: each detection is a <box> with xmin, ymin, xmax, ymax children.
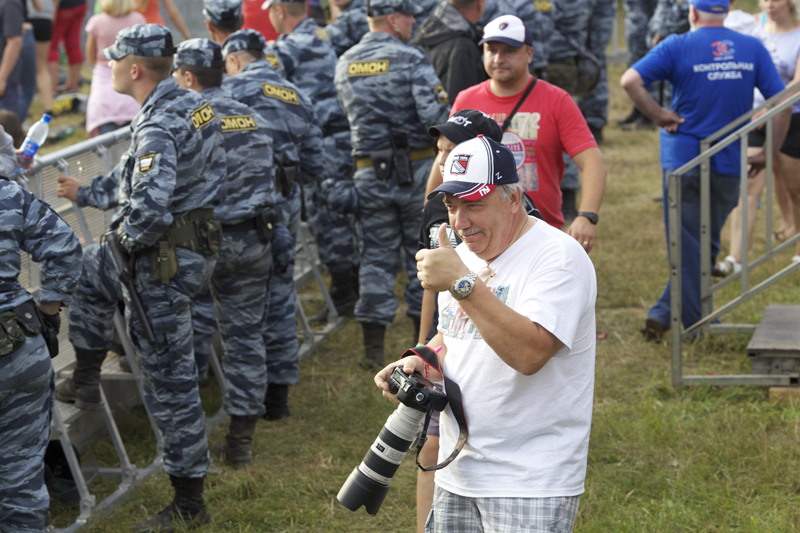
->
<box><xmin>712</xmin><ymin>255</ymin><xmax>742</xmax><ymax>277</ymax></box>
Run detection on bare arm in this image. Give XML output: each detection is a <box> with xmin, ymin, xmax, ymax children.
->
<box><xmin>565</xmin><ymin>146</ymin><xmax>606</xmax><ymax>253</ymax></box>
<box><xmin>0</xmin><ymin>35</ymin><xmax>22</xmax><ymax>97</ymax></box>
<box><xmin>85</xmin><ymin>34</ymin><xmax>96</xmax><ymax>66</ymax></box>
<box><xmin>161</xmin><ymin>0</ymin><xmax>191</xmax><ymax>40</ymax></box>
<box><xmin>620</xmin><ymin>68</ymin><xmax>685</xmax><ymax>132</ymax></box>
<box><xmin>417</xmin><ymin>289</ymin><xmax>436</xmax><ymax>345</ymax></box>
<box><xmin>415</xmin><ymin>222</ymin><xmax>563</xmax><ymax>376</ymax></box>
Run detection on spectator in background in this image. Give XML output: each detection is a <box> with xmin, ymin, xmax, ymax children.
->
<box><xmin>410</xmin><ymin>0</ymin><xmax>486</xmax><ymax>102</ymax></box>
<box><xmin>0</xmin><ymin>107</ymin><xmax>24</xmax><ymax>146</ymax></box>
<box><xmin>17</xmin><ymin>17</ymin><xmax>35</xmax><ymax>119</ymax></box>
<box><xmin>621</xmin><ymin>0</ymin><xmax>790</xmax><ymax>339</ymax></box>
<box><xmin>433</xmin><ymin>15</ymin><xmax>606</xmax><ymax>254</ymax></box>
<box><xmin>27</xmin><ymin>0</ymin><xmax>54</xmax><ymax>116</ymax></box>
<box><xmin>48</xmin><ymin>0</ymin><xmax>86</xmax><ymax>92</ymax></box>
<box><xmin>0</xmin><ymin>0</ymin><xmax>24</xmax><ymax>118</ymax></box>
<box><xmin>0</xmin><ymin>108</ymin><xmax>22</xmax><ymax>174</ymax></box>
<box><xmin>135</xmin><ymin>0</ymin><xmax>191</xmax><ymax>39</ymax></box>
<box><xmin>84</xmin><ymin>0</ymin><xmax>145</xmax><ymax>136</ymax></box>
<box><xmin>241</xmin><ymin>0</ymin><xmax>279</xmax><ymax>40</ymax></box>
<box><xmin>324</xmin><ymin>0</ymin><xmax>368</xmax><ymax>55</ymax></box>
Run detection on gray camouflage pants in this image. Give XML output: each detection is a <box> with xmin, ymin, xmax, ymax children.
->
<box><xmin>353</xmin><ymin>158</ymin><xmax>429</xmax><ymax>326</ymax></box>
<box><xmin>0</xmin><ymin>333</ymin><xmax>53</xmax><ymax>532</ymax></box>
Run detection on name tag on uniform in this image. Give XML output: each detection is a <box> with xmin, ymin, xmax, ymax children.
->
<box><xmin>261</xmin><ymin>83</ymin><xmax>299</xmax><ymax>105</ymax></box>
<box><xmin>190</xmin><ymin>102</ymin><xmax>217</xmax><ymax>131</ymax></box>
<box><xmin>347</xmin><ymin>60</ymin><xmax>390</xmax><ymax>77</ymax></box>
<box><xmin>221</xmin><ymin>115</ymin><xmax>258</xmax><ymax>132</ymax></box>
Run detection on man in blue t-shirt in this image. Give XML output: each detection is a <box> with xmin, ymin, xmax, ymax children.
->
<box><xmin>621</xmin><ymin>0</ymin><xmax>790</xmax><ymax>339</ymax></box>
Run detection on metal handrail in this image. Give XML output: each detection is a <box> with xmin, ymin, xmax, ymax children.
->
<box><xmin>667</xmin><ymin>78</ymin><xmax>800</xmax><ymax>387</ymax></box>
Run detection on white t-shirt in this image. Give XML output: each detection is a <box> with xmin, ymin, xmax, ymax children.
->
<box><xmin>435</xmin><ymin>219</ymin><xmax>597</xmax><ymax>498</ymax></box>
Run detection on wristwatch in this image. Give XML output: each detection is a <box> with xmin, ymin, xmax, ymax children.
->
<box><xmin>450</xmin><ymin>271</ymin><xmax>478</xmax><ymax>300</ymax></box>
<box><xmin>577</xmin><ymin>212</ymin><xmax>599</xmax><ymax>225</ymax></box>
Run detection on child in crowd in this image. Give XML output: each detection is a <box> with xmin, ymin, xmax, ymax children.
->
<box><xmin>83</xmin><ymin>0</ymin><xmax>145</xmax><ymax>137</ymax></box>
<box><xmin>0</xmin><ymin>110</ymin><xmax>23</xmax><ymax>176</ymax></box>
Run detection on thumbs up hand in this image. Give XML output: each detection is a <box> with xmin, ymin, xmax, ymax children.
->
<box><xmin>415</xmin><ymin>223</ymin><xmax>469</xmax><ymax>292</ymax></box>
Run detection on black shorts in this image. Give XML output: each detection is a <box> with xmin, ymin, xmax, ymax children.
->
<box><xmin>748</xmin><ymin>112</ymin><xmax>800</xmax><ymax>159</ymax></box>
<box><xmin>30</xmin><ymin>18</ymin><xmax>52</xmax><ymax>42</ymax></box>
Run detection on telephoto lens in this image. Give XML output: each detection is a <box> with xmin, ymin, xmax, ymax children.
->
<box><xmin>337</xmin><ymin>367</ymin><xmax>447</xmax><ymax>515</ymax></box>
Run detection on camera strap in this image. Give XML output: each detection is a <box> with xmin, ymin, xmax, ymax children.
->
<box><xmin>501</xmin><ymin>76</ymin><xmax>537</xmax><ymax>133</ymax></box>
<box><xmin>400</xmin><ymin>346</ymin><xmax>468</xmax><ymax>472</ymax></box>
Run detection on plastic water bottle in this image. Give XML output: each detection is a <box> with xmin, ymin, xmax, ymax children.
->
<box><xmin>15</xmin><ymin>113</ymin><xmax>51</xmax><ymax>174</ymax></box>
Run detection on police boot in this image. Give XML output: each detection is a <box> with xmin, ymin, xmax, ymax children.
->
<box><xmin>617</xmin><ymin>106</ymin><xmax>641</xmax><ymax>126</ymax></box>
<box><xmin>309</xmin><ymin>266</ymin><xmax>359</xmax><ymax>324</ymax></box>
<box><xmin>217</xmin><ymin>415</ymin><xmax>259</xmax><ymax>467</ymax></box>
<box><xmin>362</xmin><ymin>322</ymin><xmax>386</xmax><ymax>371</ymax></box>
<box><xmin>130</xmin><ymin>476</ymin><xmax>210</xmax><ymax>532</ymax></box>
<box><xmin>263</xmin><ymin>384</ymin><xmax>290</xmax><ymax>421</ymax></box>
<box><xmin>55</xmin><ymin>348</ymin><xmax>107</xmax><ymax>410</ymax></box>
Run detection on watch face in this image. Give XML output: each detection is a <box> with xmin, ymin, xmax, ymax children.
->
<box><xmin>455</xmin><ymin>279</ymin><xmax>473</xmax><ymax>296</ymax></box>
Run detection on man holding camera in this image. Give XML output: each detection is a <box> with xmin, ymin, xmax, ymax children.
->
<box><xmin>376</xmin><ymin>135</ymin><xmax>597</xmax><ymax>531</ymax></box>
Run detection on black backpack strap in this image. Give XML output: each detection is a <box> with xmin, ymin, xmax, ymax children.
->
<box><xmin>501</xmin><ymin>76</ymin><xmax>538</xmax><ymax>132</ymax></box>
<box><xmin>400</xmin><ymin>346</ymin><xmax>468</xmax><ymax>472</ymax></box>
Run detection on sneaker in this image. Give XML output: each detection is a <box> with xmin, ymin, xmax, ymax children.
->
<box><xmin>712</xmin><ymin>255</ymin><xmax>741</xmax><ymax>278</ymax></box>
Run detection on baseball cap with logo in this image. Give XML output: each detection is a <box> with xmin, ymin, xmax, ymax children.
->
<box><xmin>367</xmin><ymin>0</ymin><xmax>420</xmax><ymax>17</ymax></box>
<box><xmin>174</xmin><ymin>39</ymin><xmax>225</xmax><ymax>70</ymax></box>
<box><xmin>103</xmin><ymin>24</ymin><xmax>177</xmax><ymax>60</ymax></box>
<box><xmin>689</xmin><ymin>0</ymin><xmax>729</xmax><ymax>13</ymax></box>
<box><xmin>221</xmin><ymin>29</ymin><xmax>265</xmax><ymax>58</ymax></box>
<box><xmin>203</xmin><ymin>0</ymin><xmax>243</xmax><ymax>27</ymax></box>
<box><xmin>428</xmin><ymin>110</ymin><xmax>504</xmax><ymax>145</ymax></box>
<box><xmin>479</xmin><ymin>15</ymin><xmax>533</xmax><ymax>48</ymax></box>
<box><xmin>427</xmin><ymin>136</ymin><xmax>519</xmax><ymax>201</ymax></box>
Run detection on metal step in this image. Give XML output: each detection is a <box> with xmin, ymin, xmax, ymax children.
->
<box><xmin>748</xmin><ymin>304</ymin><xmax>800</xmax><ymax>359</ymax></box>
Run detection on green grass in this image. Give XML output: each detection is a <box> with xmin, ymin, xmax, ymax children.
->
<box><xmin>48</xmin><ymin>61</ymin><xmax>800</xmax><ymax>532</ymax></box>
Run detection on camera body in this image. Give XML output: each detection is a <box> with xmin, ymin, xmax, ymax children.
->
<box><xmin>337</xmin><ymin>367</ymin><xmax>448</xmax><ymax>515</ymax></box>
<box><xmin>389</xmin><ymin>366</ymin><xmax>448</xmax><ymax>413</ymax></box>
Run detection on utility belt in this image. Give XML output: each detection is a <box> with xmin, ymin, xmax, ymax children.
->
<box><xmin>221</xmin><ymin>210</ymin><xmax>275</xmax><ymax>244</ymax></box>
<box><xmin>140</xmin><ymin>208</ymin><xmax>222</xmax><ymax>284</ymax></box>
<box><xmin>0</xmin><ymin>299</ymin><xmax>60</xmax><ymax>359</ymax></box>
<box><xmin>322</xmin><ymin>124</ymin><xmax>350</xmax><ymax>138</ymax></box>
<box><xmin>355</xmin><ymin>142</ymin><xmax>436</xmax><ymax>187</ymax></box>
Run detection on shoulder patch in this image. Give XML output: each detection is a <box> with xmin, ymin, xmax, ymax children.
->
<box><xmin>221</xmin><ymin>114</ymin><xmax>258</xmax><ymax>132</ymax></box>
<box><xmin>138</xmin><ymin>153</ymin><xmax>157</xmax><ymax>173</ymax></box>
<box><xmin>264</xmin><ymin>53</ymin><xmax>282</xmax><ymax>69</ymax></box>
<box><xmin>434</xmin><ymin>84</ymin><xmax>449</xmax><ymax>105</ymax></box>
<box><xmin>190</xmin><ymin>102</ymin><xmax>217</xmax><ymax>131</ymax></box>
<box><xmin>261</xmin><ymin>82</ymin><xmax>299</xmax><ymax>105</ymax></box>
<box><xmin>533</xmin><ymin>0</ymin><xmax>552</xmax><ymax>12</ymax></box>
<box><xmin>313</xmin><ymin>27</ymin><xmax>329</xmax><ymax>40</ymax></box>
<box><xmin>347</xmin><ymin>59</ymin><xmax>390</xmax><ymax>77</ymax></box>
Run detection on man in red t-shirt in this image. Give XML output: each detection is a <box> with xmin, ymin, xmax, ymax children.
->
<box><xmin>425</xmin><ymin>15</ymin><xmax>606</xmax><ymax>252</ymax></box>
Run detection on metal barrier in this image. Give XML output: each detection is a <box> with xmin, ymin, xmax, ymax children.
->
<box><xmin>667</xmin><ymin>81</ymin><xmax>800</xmax><ymax>387</ymax></box>
<box><xmin>22</xmin><ymin>127</ymin><xmax>347</xmax><ymax>531</ymax></box>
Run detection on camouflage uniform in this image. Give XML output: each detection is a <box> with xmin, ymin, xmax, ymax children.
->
<box><xmin>324</xmin><ymin>0</ymin><xmax>369</xmax><ymax>56</ymax></box>
<box><xmin>334</xmin><ymin>5</ymin><xmax>450</xmax><ymax>332</ymax></box>
<box><xmin>64</xmin><ymin>25</ymin><xmax>227</xmax><ymax>480</ymax></box>
<box><xmin>624</xmin><ymin>0</ymin><xmax>658</xmax><ymax>66</ymax></box>
<box><xmin>0</xmin><ymin>179</ymin><xmax>81</xmax><ymax>533</ymax></box>
<box><xmin>222</xmin><ymin>30</ymin><xmax>324</xmax><ymax>387</ymax></box>
<box><xmin>175</xmin><ymin>39</ymin><xmax>275</xmax><ymax>419</ymax></box>
<box><xmin>560</xmin><ymin>0</ymin><xmax>614</xmax><ymax>194</ymax></box>
<box><xmin>267</xmin><ymin>17</ymin><xmax>358</xmax><ymax>283</ymax></box>
<box><xmin>499</xmin><ymin>0</ymin><xmax>554</xmax><ymax>72</ymax></box>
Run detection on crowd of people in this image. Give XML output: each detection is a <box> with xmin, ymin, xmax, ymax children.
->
<box><xmin>0</xmin><ymin>0</ymin><xmax>798</xmax><ymax>531</ymax></box>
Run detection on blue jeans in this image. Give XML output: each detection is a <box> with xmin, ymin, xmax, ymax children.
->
<box><xmin>648</xmin><ymin>167</ymin><xmax>741</xmax><ymax>330</ymax></box>
<box><xmin>18</xmin><ymin>30</ymin><xmax>36</xmax><ymax>120</ymax></box>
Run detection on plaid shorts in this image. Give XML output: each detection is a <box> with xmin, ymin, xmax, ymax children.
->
<box><xmin>425</xmin><ymin>485</ymin><xmax>580</xmax><ymax>533</ymax></box>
